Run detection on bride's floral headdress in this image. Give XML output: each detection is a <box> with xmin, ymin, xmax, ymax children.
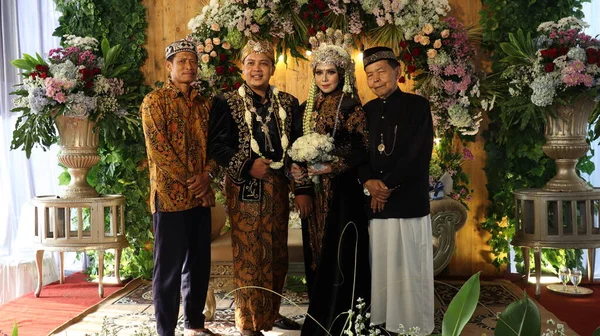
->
<box><xmin>303</xmin><ymin>28</ymin><xmax>357</xmax><ymax>135</ymax></box>
<box><xmin>308</xmin><ymin>28</ymin><xmax>356</xmax><ymax>95</ymax></box>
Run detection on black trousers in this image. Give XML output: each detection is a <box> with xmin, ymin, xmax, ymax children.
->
<box><xmin>153</xmin><ymin>204</ymin><xmax>212</xmax><ymax>336</ymax></box>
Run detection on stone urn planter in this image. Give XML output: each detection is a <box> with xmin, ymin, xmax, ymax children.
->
<box><xmin>55</xmin><ymin>115</ymin><xmax>100</xmax><ymax>198</ymax></box>
<box><xmin>542</xmin><ymin>96</ymin><xmax>597</xmax><ymax>192</ymax></box>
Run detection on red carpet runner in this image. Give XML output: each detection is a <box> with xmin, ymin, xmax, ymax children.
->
<box><xmin>521</xmin><ymin>281</ymin><xmax>600</xmax><ymax>336</ymax></box>
<box><xmin>0</xmin><ymin>272</ymin><xmax>124</xmax><ymax>336</ymax></box>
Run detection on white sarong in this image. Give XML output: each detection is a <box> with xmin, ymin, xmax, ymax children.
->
<box><xmin>369</xmin><ymin>215</ymin><xmax>434</xmax><ymax>335</ymax></box>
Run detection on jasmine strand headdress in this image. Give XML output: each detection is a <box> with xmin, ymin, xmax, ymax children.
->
<box><xmin>309</xmin><ymin>28</ymin><xmax>356</xmax><ymax>95</ymax></box>
<box><xmin>303</xmin><ymin>28</ymin><xmax>357</xmax><ymax>136</ymax></box>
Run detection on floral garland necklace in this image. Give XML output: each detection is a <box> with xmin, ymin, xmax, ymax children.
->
<box><xmin>239</xmin><ymin>85</ymin><xmax>288</xmax><ymax>170</ymax></box>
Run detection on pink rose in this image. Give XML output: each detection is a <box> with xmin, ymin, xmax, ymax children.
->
<box><xmin>433</xmin><ymin>39</ymin><xmax>442</xmax><ymax>49</ymax></box>
<box><xmin>427</xmin><ymin>49</ymin><xmax>438</xmax><ymax>58</ymax></box>
<box><xmin>441</xmin><ymin>29</ymin><xmax>450</xmax><ymax>38</ymax></box>
<box><xmin>423</xmin><ymin>24</ymin><xmax>434</xmax><ymax>35</ymax></box>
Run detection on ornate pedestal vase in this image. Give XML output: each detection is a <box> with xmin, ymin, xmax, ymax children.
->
<box><xmin>55</xmin><ymin>115</ymin><xmax>100</xmax><ymax>198</ymax></box>
<box><xmin>542</xmin><ymin>96</ymin><xmax>596</xmax><ymax>192</ymax></box>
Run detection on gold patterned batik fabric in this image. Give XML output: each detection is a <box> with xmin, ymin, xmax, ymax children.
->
<box><xmin>225</xmin><ymin>174</ymin><xmax>290</xmax><ymax>332</ymax></box>
<box><xmin>140</xmin><ymin>81</ymin><xmax>216</xmax><ymax>213</ymax></box>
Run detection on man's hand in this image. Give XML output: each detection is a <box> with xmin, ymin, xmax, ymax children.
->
<box><xmin>187</xmin><ymin>172</ymin><xmax>211</xmax><ymax>198</ymax></box>
<box><xmin>250</xmin><ymin>158</ymin><xmax>272</xmax><ymax>180</ymax></box>
<box><xmin>364</xmin><ymin>179</ymin><xmax>391</xmax><ymax>201</ymax></box>
<box><xmin>371</xmin><ymin>197</ymin><xmax>386</xmax><ymax>213</ymax></box>
<box><xmin>197</xmin><ymin>189</ymin><xmax>216</xmax><ymax>207</ymax></box>
<box><xmin>294</xmin><ymin>195</ymin><xmax>313</xmax><ymax>219</ymax></box>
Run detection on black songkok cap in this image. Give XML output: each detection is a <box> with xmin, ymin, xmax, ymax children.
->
<box><xmin>363</xmin><ymin>46</ymin><xmax>399</xmax><ymax>69</ymax></box>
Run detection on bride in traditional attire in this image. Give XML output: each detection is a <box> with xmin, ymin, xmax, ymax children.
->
<box><xmin>290</xmin><ymin>29</ymin><xmax>371</xmax><ymax>336</ymax></box>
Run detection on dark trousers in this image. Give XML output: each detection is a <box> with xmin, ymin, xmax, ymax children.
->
<box><xmin>153</xmin><ymin>205</ymin><xmax>212</xmax><ymax>336</ymax></box>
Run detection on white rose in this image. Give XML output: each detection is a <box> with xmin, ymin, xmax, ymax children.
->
<box><xmin>210</xmin><ymin>51</ymin><xmax>217</xmax><ymax>57</ymax></box>
<box><xmin>212</xmin><ymin>37</ymin><xmax>221</xmax><ymax>45</ymax></box>
<box><xmin>210</xmin><ymin>23</ymin><xmax>220</xmax><ymax>31</ymax></box>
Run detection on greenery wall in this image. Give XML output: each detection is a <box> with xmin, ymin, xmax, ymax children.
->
<box><xmin>479</xmin><ymin>0</ymin><xmax>591</xmax><ymax>272</ymax></box>
<box><xmin>53</xmin><ymin>0</ymin><xmax>154</xmax><ymax>278</ymax></box>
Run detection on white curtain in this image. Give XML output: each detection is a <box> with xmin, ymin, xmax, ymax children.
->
<box><xmin>0</xmin><ymin>0</ymin><xmax>63</xmax><ymax>304</ymax></box>
<box><xmin>581</xmin><ymin>0</ymin><xmax>600</xmax><ymax>280</ymax></box>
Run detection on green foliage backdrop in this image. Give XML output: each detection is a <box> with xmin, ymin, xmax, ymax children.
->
<box><xmin>479</xmin><ymin>0</ymin><xmax>590</xmax><ymax>272</ymax></box>
<box><xmin>53</xmin><ymin>0</ymin><xmax>154</xmax><ymax>278</ymax></box>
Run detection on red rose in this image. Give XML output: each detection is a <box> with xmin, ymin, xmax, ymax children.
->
<box><xmin>308</xmin><ymin>3</ymin><xmax>314</xmax><ymax>10</ymax></box>
<box><xmin>313</xmin><ymin>13</ymin><xmax>320</xmax><ymax>19</ymax></box>
<box><xmin>317</xmin><ymin>1</ymin><xmax>326</xmax><ymax>10</ymax></box>
<box><xmin>544</xmin><ymin>62</ymin><xmax>555</xmax><ymax>73</ymax></box>
<box><xmin>308</xmin><ymin>27</ymin><xmax>317</xmax><ymax>36</ymax></box>
<box><xmin>586</xmin><ymin>47</ymin><xmax>596</xmax><ymax>56</ymax></box>
<box><xmin>547</xmin><ymin>48</ymin><xmax>558</xmax><ymax>59</ymax></box>
<box><xmin>228</xmin><ymin>66</ymin><xmax>237</xmax><ymax>73</ymax></box>
<box><xmin>30</xmin><ymin>73</ymin><xmax>37</xmax><ymax>79</ymax></box>
<box><xmin>407</xmin><ymin>65</ymin><xmax>416</xmax><ymax>73</ymax></box>
<box><xmin>40</xmin><ymin>72</ymin><xmax>47</xmax><ymax>79</ymax></box>
<box><xmin>398</xmin><ymin>41</ymin><xmax>407</xmax><ymax>49</ymax></box>
<box><xmin>234</xmin><ymin>82</ymin><xmax>242</xmax><ymax>89</ymax></box>
<box><xmin>302</xmin><ymin>12</ymin><xmax>310</xmax><ymax>20</ymax></box>
<box><xmin>222</xmin><ymin>83</ymin><xmax>230</xmax><ymax>91</ymax></box>
<box><xmin>323</xmin><ymin>10</ymin><xmax>330</xmax><ymax>17</ymax></box>
<box><xmin>411</xmin><ymin>48</ymin><xmax>421</xmax><ymax>57</ymax></box>
<box><xmin>216</xmin><ymin>66</ymin><xmax>225</xmax><ymax>75</ymax></box>
<box><xmin>320</xmin><ymin>25</ymin><xmax>327</xmax><ymax>32</ymax></box>
<box><xmin>398</xmin><ymin>77</ymin><xmax>406</xmax><ymax>83</ymax></box>
<box><xmin>589</xmin><ymin>56</ymin><xmax>597</xmax><ymax>64</ymax></box>
<box><xmin>219</xmin><ymin>54</ymin><xmax>228</xmax><ymax>62</ymax></box>
<box><xmin>540</xmin><ymin>49</ymin><xmax>550</xmax><ymax>58</ymax></box>
<box><xmin>35</xmin><ymin>64</ymin><xmax>45</xmax><ymax>71</ymax></box>
<box><xmin>402</xmin><ymin>52</ymin><xmax>412</xmax><ymax>62</ymax></box>
<box><xmin>85</xmin><ymin>80</ymin><xmax>94</xmax><ymax>88</ymax></box>
<box><xmin>558</xmin><ymin>47</ymin><xmax>568</xmax><ymax>56</ymax></box>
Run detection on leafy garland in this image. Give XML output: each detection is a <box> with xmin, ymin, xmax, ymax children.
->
<box><xmin>479</xmin><ymin>0</ymin><xmax>590</xmax><ymax>271</ymax></box>
<box><xmin>53</xmin><ymin>0</ymin><xmax>154</xmax><ymax>278</ymax></box>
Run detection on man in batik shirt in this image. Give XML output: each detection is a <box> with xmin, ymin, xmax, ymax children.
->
<box><xmin>141</xmin><ymin>39</ymin><xmax>218</xmax><ymax>336</ymax></box>
<box><xmin>208</xmin><ymin>40</ymin><xmax>299</xmax><ymax>336</ymax></box>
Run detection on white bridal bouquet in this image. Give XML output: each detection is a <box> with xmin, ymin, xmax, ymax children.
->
<box><xmin>289</xmin><ymin>133</ymin><xmax>335</xmax><ymax>165</ymax></box>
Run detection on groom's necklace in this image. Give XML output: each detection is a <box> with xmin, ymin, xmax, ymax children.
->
<box><xmin>378</xmin><ymin>125</ymin><xmax>398</xmax><ymax>156</ymax></box>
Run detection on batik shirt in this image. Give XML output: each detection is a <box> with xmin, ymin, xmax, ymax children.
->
<box><xmin>141</xmin><ymin>81</ymin><xmax>217</xmax><ymax>213</ymax></box>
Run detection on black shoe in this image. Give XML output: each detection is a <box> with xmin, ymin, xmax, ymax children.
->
<box><xmin>273</xmin><ymin>316</ymin><xmax>301</xmax><ymax>330</ymax></box>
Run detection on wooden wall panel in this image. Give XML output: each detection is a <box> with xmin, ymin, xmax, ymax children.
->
<box><xmin>140</xmin><ymin>0</ymin><xmax>505</xmax><ymax>276</ymax></box>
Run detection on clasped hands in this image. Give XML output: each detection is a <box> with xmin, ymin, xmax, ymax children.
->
<box><xmin>187</xmin><ymin>172</ymin><xmax>215</xmax><ymax>207</ymax></box>
<box><xmin>364</xmin><ymin>179</ymin><xmax>391</xmax><ymax>213</ymax></box>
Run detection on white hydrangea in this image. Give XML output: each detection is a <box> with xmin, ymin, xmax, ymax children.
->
<box><xmin>530</xmin><ymin>73</ymin><xmax>557</xmax><ymax>107</ymax></box>
<box><xmin>567</xmin><ymin>47</ymin><xmax>586</xmax><ymax>62</ymax></box>
<box><xmin>63</xmin><ymin>35</ymin><xmax>99</xmax><ymax>51</ymax></box>
<box><xmin>49</xmin><ymin>60</ymin><xmax>79</xmax><ymax>81</ymax></box>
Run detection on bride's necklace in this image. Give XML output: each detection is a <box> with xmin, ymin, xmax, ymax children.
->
<box><xmin>378</xmin><ymin>125</ymin><xmax>398</xmax><ymax>156</ymax></box>
<box><xmin>240</xmin><ymin>85</ymin><xmax>288</xmax><ymax>169</ymax></box>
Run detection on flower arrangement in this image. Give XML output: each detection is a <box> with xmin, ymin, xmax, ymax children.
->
<box><xmin>500</xmin><ymin>16</ymin><xmax>600</xmax><ymax>110</ymax></box>
<box><xmin>429</xmin><ymin>142</ymin><xmax>474</xmax><ymax>205</ymax></box>
<box><xmin>187</xmin><ymin>0</ymin><xmax>308</xmax><ymax>62</ymax></box>
<box><xmin>288</xmin><ymin>132</ymin><xmax>335</xmax><ymax>164</ymax></box>
<box><xmin>399</xmin><ymin>17</ymin><xmax>486</xmax><ymax>137</ymax></box>
<box><xmin>186</xmin><ymin>33</ymin><xmax>243</xmax><ymax>97</ymax></box>
<box><xmin>10</xmin><ymin>35</ymin><xmax>131</xmax><ymax>157</ymax></box>
<box><xmin>361</xmin><ymin>0</ymin><xmax>450</xmax><ymax>51</ymax></box>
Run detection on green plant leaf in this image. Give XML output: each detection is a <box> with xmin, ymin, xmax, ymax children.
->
<box><xmin>494</xmin><ymin>294</ymin><xmax>541</xmax><ymax>335</ymax></box>
<box><xmin>593</xmin><ymin>326</ymin><xmax>600</xmax><ymax>336</ymax></box>
<box><xmin>442</xmin><ymin>272</ymin><xmax>481</xmax><ymax>336</ymax></box>
<box><xmin>12</xmin><ymin>321</ymin><xmax>18</xmax><ymax>336</ymax></box>
<box><xmin>10</xmin><ymin>59</ymin><xmax>33</xmax><ymax>70</ymax></box>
